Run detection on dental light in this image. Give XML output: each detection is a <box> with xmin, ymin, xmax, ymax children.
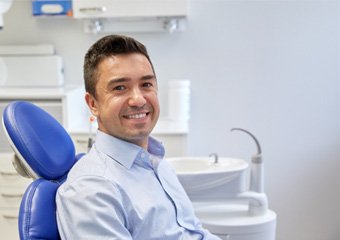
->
<box><xmin>0</xmin><ymin>0</ymin><xmax>12</xmax><ymax>29</ymax></box>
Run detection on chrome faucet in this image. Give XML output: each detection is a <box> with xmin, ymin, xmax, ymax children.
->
<box><xmin>209</xmin><ymin>153</ymin><xmax>219</xmax><ymax>164</ymax></box>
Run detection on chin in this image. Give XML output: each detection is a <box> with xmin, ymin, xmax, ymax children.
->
<box><xmin>123</xmin><ymin>128</ymin><xmax>149</xmax><ymax>138</ymax></box>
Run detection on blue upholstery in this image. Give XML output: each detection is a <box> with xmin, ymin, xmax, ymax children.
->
<box><xmin>3</xmin><ymin>101</ymin><xmax>76</xmax><ymax>180</ymax></box>
<box><xmin>19</xmin><ymin>179</ymin><xmax>60</xmax><ymax>240</ymax></box>
<box><xmin>2</xmin><ymin>101</ymin><xmax>82</xmax><ymax>240</ymax></box>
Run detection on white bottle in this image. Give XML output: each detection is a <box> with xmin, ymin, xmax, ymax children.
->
<box><xmin>168</xmin><ymin>79</ymin><xmax>191</xmax><ymax>121</ymax></box>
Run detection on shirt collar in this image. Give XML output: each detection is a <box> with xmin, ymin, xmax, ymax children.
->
<box><xmin>93</xmin><ymin>130</ymin><xmax>165</xmax><ymax>169</ymax></box>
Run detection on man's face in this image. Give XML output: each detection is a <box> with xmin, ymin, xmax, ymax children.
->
<box><xmin>86</xmin><ymin>53</ymin><xmax>160</xmax><ymax>149</ymax></box>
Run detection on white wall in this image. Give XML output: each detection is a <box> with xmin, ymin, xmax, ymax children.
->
<box><xmin>1</xmin><ymin>0</ymin><xmax>339</xmax><ymax>239</ymax></box>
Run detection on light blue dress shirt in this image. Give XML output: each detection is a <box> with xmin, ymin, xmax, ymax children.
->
<box><xmin>56</xmin><ymin>130</ymin><xmax>219</xmax><ymax>240</ymax></box>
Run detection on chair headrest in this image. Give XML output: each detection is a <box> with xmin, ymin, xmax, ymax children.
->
<box><xmin>2</xmin><ymin>101</ymin><xmax>76</xmax><ymax>180</ymax></box>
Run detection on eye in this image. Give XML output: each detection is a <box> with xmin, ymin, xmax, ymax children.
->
<box><xmin>142</xmin><ymin>82</ymin><xmax>153</xmax><ymax>88</ymax></box>
<box><xmin>113</xmin><ymin>85</ymin><xmax>126</xmax><ymax>91</ymax></box>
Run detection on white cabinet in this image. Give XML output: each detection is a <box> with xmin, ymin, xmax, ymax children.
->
<box><xmin>0</xmin><ymin>209</ymin><xmax>20</xmax><ymax>240</ymax></box>
<box><xmin>72</xmin><ymin>0</ymin><xmax>189</xmax><ymax>33</ymax></box>
<box><xmin>72</xmin><ymin>0</ymin><xmax>188</xmax><ymax>19</ymax></box>
<box><xmin>0</xmin><ymin>86</ymin><xmax>86</xmax><ymax>239</ymax></box>
<box><xmin>0</xmin><ymin>153</ymin><xmax>32</xmax><ymax>240</ymax></box>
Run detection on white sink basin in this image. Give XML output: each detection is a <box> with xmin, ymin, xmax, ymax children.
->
<box><xmin>166</xmin><ymin>157</ymin><xmax>248</xmax><ymax>193</ymax></box>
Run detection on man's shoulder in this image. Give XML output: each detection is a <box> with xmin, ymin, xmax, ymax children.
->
<box><xmin>64</xmin><ymin>149</ymin><xmax>107</xmax><ymax>181</ymax></box>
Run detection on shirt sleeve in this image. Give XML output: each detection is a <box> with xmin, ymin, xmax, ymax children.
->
<box><xmin>56</xmin><ymin>175</ymin><xmax>132</xmax><ymax>240</ymax></box>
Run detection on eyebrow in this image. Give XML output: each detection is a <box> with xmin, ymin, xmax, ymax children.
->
<box><xmin>141</xmin><ymin>75</ymin><xmax>156</xmax><ymax>81</ymax></box>
<box><xmin>106</xmin><ymin>75</ymin><xmax>156</xmax><ymax>88</ymax></box>
<box><xmin>107</xmin><ymin>78</ymin><xmax>128</xmax><ymax>85</ymax></box>
<box><xmin>108</xmin><ymin>75</ymin><xmax>156</xmax><ymax>85</ymax></box>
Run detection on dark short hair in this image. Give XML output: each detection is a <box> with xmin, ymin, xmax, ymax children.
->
<box><xmin>84</xmin><ymin>35</ymin><xmax>155</xmax><ymax>98</ymax></box>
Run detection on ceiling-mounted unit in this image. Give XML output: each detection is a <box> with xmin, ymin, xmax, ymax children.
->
<box><xmin>72</xmin><ymin>0</ymin><xmax>189</xmax><ymax>33</ymax></box>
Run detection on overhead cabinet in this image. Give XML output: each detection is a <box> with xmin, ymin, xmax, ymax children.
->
<box><xmin>72</xmin><ymin>0</ymin><xmax>188</xmax><ymax>19</ymax></box>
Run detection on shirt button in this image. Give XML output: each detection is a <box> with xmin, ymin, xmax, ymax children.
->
<box><xmin>141</xmin><ymin>153</ymin><xmax>146</xmax><ymax>158</ymax></box>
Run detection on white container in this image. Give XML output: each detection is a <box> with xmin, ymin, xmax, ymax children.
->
<box><xmin>168</xmin><ymin>79</ymin><xmax>191</xmax><ymax>121</ymax></box>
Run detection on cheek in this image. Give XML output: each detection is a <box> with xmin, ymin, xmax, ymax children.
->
<box><xmin>104</xmin><ymin>97</ymin><xmax>126</xmax><ymax>117</ymax></box>
<box><xmin>151</xmin><ymin>94</ymin><xmax>160</xmax><ymax>111</ymax></box>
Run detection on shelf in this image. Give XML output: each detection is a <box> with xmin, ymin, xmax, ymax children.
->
<box><xmin>0</xmin><ymin>86</ymin><xmax>82</xmax><ymax>99</ymax></box>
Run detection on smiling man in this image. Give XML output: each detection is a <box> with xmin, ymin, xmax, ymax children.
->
<box><xmin>86</xmin><ymin>52</ymin><xmax>159</xmax><ymax>149</ymax></box>
<box><xmin>56</xmin><ymin>35</ymin><xmax>219</xmax><ymax>240</ymax></box>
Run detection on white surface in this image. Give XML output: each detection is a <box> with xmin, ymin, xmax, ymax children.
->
<box><xmin>194</xmin><ymin>202</ymin><xmax>276</xmax><ymax>239</ymax></box>
<box><xmin>0</xmin><ymin>0</ymin><xmax>12</xmax><ymax>29</ymax></box>
<box><xmin>152</xmin><ymin>118</ymin><xmax>188</xmax><ymax>134</ymax></box>
<box><xmin>0</xmin><ymin>152</ymin><xmax>31</xmax><ymax>240</ymax></box>
<box><xmin>168</xmin><ymin>79</ymin><xmax>190</xmax><ymax>121</ymax></box>
<box><xmin>0</xmin><ymin>0</ymin><xmax>12</xmax><ymax>13</ymax></box>
<box><xmin>0</xmin><ymin>56</ymin><xmax>63</xmax><ymax>87</ymax></box>
<box><xmin>166</xmin><ymin>157</ymin><xmax>248</xmax><ymax>199</ymax></box>
<box><xmin>41</xmin><ymin>4</ymin><xmax>63</xmax><ymax>14</ymax></box>
<box><xmin>0</xmin><ymin>86</ymin><xmax>86</xmax><ymax>133</ymax></box>
<box><xmin>0</xmin><ymin>86</ymin><xmax>78</xmax><ymax>98</ymax></box>
<box><xmin>167</xmin><ymin>157</ymin><xmax>247</xmax><ymax>175</ymax></box>
<box><xmin>82</xmin><ymin>18</ymin><xmax>187</xmax><ymax>34</ymax></box>
<box><xmin>0</xmin><ymin>44</ymin><xmax>55</xmax><ymax>55</ymax></box>
<box><xmin>72</xmin><ymin>0</ymin><xmax>188</xmax><ymax>19</ymax></box>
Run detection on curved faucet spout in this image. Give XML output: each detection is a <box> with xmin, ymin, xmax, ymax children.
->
<box><xmin>231</xmin><ymin>128</ymin><xmax>262</xmax><ymax>155</ymax></box>
<box><xmin>231</xmin><ymin>128</ymin><xmax>264</xmax><ymax>193</ymax></box>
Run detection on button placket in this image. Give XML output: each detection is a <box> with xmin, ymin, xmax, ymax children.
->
<box><xmin>155</xmin><ymin>166</ymin><xmax>185</xmax><ymax>228</ymax></box>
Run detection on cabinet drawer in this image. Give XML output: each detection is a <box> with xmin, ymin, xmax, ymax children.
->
<box><xmin>0</xmin><ymin>154</ymin><xmax>32</xmax><ymax>187</ymax></box>
<box><xmin>0</xmin><ymin>209</ymin><xmax>19</xmax><ymax>240</ymax></box>
<box><xmin>0</xmin><ymin>187</ymin><xmax>24</xmax><ymax>208</ymax></box>
<box><xmin>0</xmin><ymin>170</ymin><xmax>32</xmax><ymax>187</ymax></box>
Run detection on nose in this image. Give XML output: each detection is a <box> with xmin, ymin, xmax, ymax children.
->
<box><xmin>128</xmin><ymin>88</ymin><xmax>147</xmax><ymax>107</ymax></box>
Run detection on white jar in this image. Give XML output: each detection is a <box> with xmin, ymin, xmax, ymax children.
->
<box><xmin>168</xmin><ymin>80</ymin><xmax>191</xmax><ymax>121</ymax></box>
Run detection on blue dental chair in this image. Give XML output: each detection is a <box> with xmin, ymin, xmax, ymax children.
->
<box><xmin>2</xmin><ymin>101</ymin><xmax>83</xmax><ymax>240</ymax></box>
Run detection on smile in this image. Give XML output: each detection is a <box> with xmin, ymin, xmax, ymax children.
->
<box><xmin>124</xmin><ymin>112</ymin><xmax>149</xmax><ymax>119</ymax></box>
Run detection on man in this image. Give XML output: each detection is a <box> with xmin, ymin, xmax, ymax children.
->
<box><xmin>56</xmin><ymin>35</ymin><xmax>219</xmax><ymax>240</ymax></box>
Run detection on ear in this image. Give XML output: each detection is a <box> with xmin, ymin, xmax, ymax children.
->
<box><xmin>85</xmin><ymin>92</ymin><xmax>99</xmax><ymax>117</ymax></box>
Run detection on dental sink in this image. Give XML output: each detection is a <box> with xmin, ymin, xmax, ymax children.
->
<box><xmin>166</xmin><ymin>129</ymin><xmax>277</xmax><ymax>240</ymax></box>
<box><xmin>168</xmin><ymin>157</ymin><xmax>247</xmax><ymax>174</ymax></box>
<box><xmin>166</xmin><ymin>157</ymin><xmax>248</xmax><ymax>200</ymax></box>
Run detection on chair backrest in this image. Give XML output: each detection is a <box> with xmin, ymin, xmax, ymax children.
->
<box><xmin>2</xmin><ymin>101</ymin><xmax>79</xmax><ymax>240</ymax></box>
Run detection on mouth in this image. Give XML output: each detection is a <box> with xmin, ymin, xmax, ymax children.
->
<box><xmin>123</xmin><ymin>112</ymin><xmax>150</xmax><ymax>119</ymax></box>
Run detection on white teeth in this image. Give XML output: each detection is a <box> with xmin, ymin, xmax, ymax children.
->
<box><xmin>126</xmin><ymin>113</ymin><xmax>147</xmax><ymax>119</ymax></box>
